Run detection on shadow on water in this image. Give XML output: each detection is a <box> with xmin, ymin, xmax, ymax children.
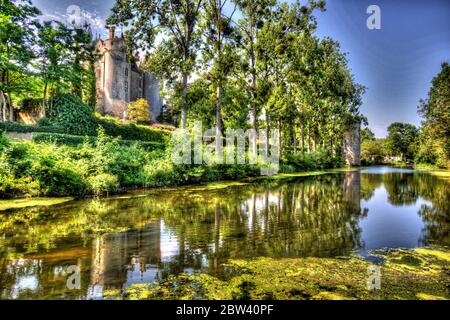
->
<box><xmin>0</xmin><ymin>167</ymin><xmax>448</xmax><ymax>299</ymax></box>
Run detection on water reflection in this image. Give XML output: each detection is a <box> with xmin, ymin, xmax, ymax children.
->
<box><xmin>0</xmin><ymin>168</ymin><xmax>448</xmax><ymax>299</ymax></box>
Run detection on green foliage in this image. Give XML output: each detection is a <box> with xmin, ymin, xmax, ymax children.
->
<box><xmin>0</xmin><ymin>0</ymin><xmax>40</xmax><ymax>120</ymax></box>
<box><xmin>32</xmin><ymin>132</ymin><xmax>164</xmax><ymax>150</ymax></box>
<box><xmin>88</xmin><ymin>174</ymin><xmax>119</xmax><ymax>196</ymax></box>
<box><xmin>417</xmin><ymin>63</ymin><xmax>450</xmax><ymax>168</ymax></box>
<box><xmin>127</xmin><ymin>99</ymin><xmax>151</xmax><ymax>123</ymax></box>
<box><xmin>96</xmin><ymin>115</ymin><xmax>169</xmax><ymax>143</ymax></box>
<box><xmin>385</xmin><ymin>122</ymin><xmax>418</xmax><ymax>162</ymax></box>
<box><xmin>361</xmin><ymin>127</ymin><xmax>375</xmax><ymax>142</ymax></box>
<box><xmin>0</xmin><ymin>121</ymin><xmax>64</xmax><ymax>134</ymax></box>
<box><xmin>286</xmin><ymin>151</ymin><xmax>343</xmax><ymax>171</ymax></box>
<box><xmin>32</xmin><ymin>132</ymin><xmax>96</xmax><ymax>146</ymax></box>
<box><xmin>0</xmin><ymin>132</ymin><xmax>287</xmax><ymax>198</ymax></box>
<box><xmin>361</xmin><ymin>139</ymin><xmax>386</xmax><ymax>165</ymax></box>
<box><xmin>46</xmin><ymin>94</ymin><xmax>98</xmax><ymax>135</ymax></box>
<box><xmin>0</xmin><ymin>139</ymin><xmax>89</xmax><ymax>197</ymax></box>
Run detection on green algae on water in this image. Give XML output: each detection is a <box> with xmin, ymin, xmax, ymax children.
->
<box><xmin>0</xmin><ymin>197</ymin><xmax>74</xmax><ymax>212</ymax></box>
<box><xmin>105</xmin><ymin>247</ymin><xmax>450</xmax><ymax>300</ymax></box>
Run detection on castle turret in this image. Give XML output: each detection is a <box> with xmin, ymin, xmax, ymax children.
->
<box><xmin>343</xmin><ymin>122</ymin><xmax>361</xmax><ymax>167</ymax></box>
<box><xmin>94</xmin><ymin>27</ymin><xmax>162</xmax><ymax>120</ymax></box>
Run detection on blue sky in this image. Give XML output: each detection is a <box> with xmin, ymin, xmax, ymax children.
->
<box><xmin>33</xmin><ymin>0</ymin><xmax>450</xmax><ymax>137</ymax></box>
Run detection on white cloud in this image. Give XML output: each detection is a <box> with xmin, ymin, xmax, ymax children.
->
<box><xmin>38</xmin><ymin>6</ymin><xmax>106</xmax><ymax>37</ymax></box>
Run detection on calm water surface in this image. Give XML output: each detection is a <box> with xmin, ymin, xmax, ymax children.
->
<box><xmin>0</xmin><ymin>167</ymin><xmax>448</xmax><ymax>299</ymax></box>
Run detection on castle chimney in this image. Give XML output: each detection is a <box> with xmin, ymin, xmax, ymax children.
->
<box><xmin>109</xmin><ymin>26</ymin><xmax>116</xmax><ymax>40</ymax></box>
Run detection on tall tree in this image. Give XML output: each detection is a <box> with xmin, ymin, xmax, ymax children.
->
<box><xmin>417</xmin><ymin>62</ymin><xmax>450</xmax><ymax>168</ymax></box>
<box><xmin>201</xmin><ymin>0</ymin><xmax>239</xmax><ymax>149</ymax></box>
<box><xmin>37</xmin><ymin>21</ymin><xmax>71</xmax><ymax>101</ymax></box>
<box><xmin>234</xmin><ymin>0</ymin><xmax>275</xmax><ymax>152</ymax></box>
<box><xmin>0</xmin><ymin>0</ymin><xmax>40</xmax><ymax>121</ymax></box>
<box><xmin>385</xmin><ymin>122</ymin><xmax>418</xmax><ymax>162</ymax></box>
<box><xmin>108</xmin><ymin>0</ymin><xmax>203</xmax><ymax>128</ymax></box>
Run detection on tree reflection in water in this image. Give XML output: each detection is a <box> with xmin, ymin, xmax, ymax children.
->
<box><xmin>0</xmin><ymin>168</ymin><xmax>448</xmax><ymax>299</ymax></box>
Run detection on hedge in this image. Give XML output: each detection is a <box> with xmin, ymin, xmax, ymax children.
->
<box><xmin>0</xmin><ymin>121</ymin><xmax>65</xmax><ymax>134</ymax></box>
<box><xmin>32</xmin><ymin>132</ymin><xmax>165</xmax><ymax>151</ymax></box>
<box><xmin>96</xmin><ymin>117</ymin><xmax>170</xmax><ymax>144</ymax></box>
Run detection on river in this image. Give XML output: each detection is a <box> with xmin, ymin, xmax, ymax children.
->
<box><xmin>0</xmin><ymin>166</ymin><xmax>448</xmax><ymax>299</ymax></box>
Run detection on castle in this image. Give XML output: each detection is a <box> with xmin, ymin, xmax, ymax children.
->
<box><xmin>94</xmin><ymin>27</ymin><xmax>162</xmax><ymax>120</ymax></box>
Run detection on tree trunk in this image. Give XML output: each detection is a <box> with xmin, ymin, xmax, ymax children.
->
<box><xmin>313</xmin><ymin>134</ymin><xmax>317</xmax><ymax>152</ymax></box>
<box><xmin>277</xmin><ymin>121</ymin><xmax>282</xmax><ymax>157</ymax></box>
<box><xmin>8</xmin><ymin>95</ymin><xmax>13</xmax><ymax>121</ymax></box>
<box><xmin>216</xmin><ymin>85</ymin><xmax>223</xmax><ymax>154</ymax></box>
<box><xmin>307</xmin><ymin>126</ymin><xmax>311</xmax><ymax>153</ymax></box>
<box><xmin>0</xmin><ymin>91</ymin><xmax>6</xmax><ymax>122</ymax></box>
<box><xmin>301</xmin><ymin>125</ymin><xmax>305</xmax><ymax>153</ymax></box>
<box><xmin>181</xmin><ymin>73</ymin><xmax>188</xmax><ymax>128</ymax></box>
<box><xmin>292</xmin><ymin>125</ymin><xmax>297</xmax><ymax>154</ymax></box>
<box><xmin>250</xmin><ymin>61</ymin><xmax>257</xmax><ymax>155</ymax></box>
<box><xmin>265</xmin><ymin>113</ymin><xmax>270</xmax><ymax>154</ymax></box>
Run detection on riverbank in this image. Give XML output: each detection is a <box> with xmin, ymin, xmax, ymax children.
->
<box><xmin>103</xmin><ymin>246</ymin><xmax>450</xmax><ymax>300</ymax></box>
<box><xmin>0</xmin><ymin>167</ymin><xmax>360</xmax><ymax>212</ymax></box>
<box><xmin>1</xmin><ymin>131</ymin><xmax>346</xmax><ymax>200</ymax></box>
<box><xmin>1</xmin><ymin>166</ymin><xmax>449</xmax><ymax>212</ymax></box>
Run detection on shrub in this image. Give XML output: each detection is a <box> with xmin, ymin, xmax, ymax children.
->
<box><xmin>27</xmin><ymin>143</ymin><xmax>89</xmax><ymax>196</ymax></box>
<box><xmin>32</xmin><ymin>132</ymin><xmax>165</xmax><ymax>150</ymax></box>
<box><xmin>127</xmin><ymin>98</ymin><xmax>151</xmax><ymax>123</ymax></box>
<box><xmin>0</xmin><ymin>133</ymin><xmax>9</xmax><ymax>151</ymax></box>
<box><xmin>46</xmin><ymin>94</ymin><xmax>98</xmax><ymax>135</ymax></box>
<box><xmin>96</xmin><ymin>115</ymin><xmax>169</xmax><ymax>143</ymax></box>
<box><xmin>143</xmin><ymin>157</ymin><xmax>178</xmax><ymax>187</ymax></box>
<box><xmin>88</xmin><ymin>173</ymin><xmax>119</xmax><ymax>196</ymax></box>
<box><xmin>0</xmin><ymin>140</ymin><xmax>89</xmax><ymax>197</ymax></box>
<box><xmin>0</xmin><ymin>121</ymin><xmax>64</xmax><ymax>134</ymax></box>
<box><xmin>286</xmin><ymin>151</ymin><xmax>343</xmax><ymax>171</ymax></box>
<box><xmin>33</xmin><ymin>132</ymin><xmax>97</xmax><ymax>146</ymax></box>
<box><xmin>286</xmin><ymin>153</ymin><xmax>318</xmax><ymax>171</ymax></box>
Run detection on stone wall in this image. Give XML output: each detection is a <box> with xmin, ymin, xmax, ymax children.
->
<box><xmin>5</xmin><ymin>132</ymin><xmax>34</xmax><ymax>141</ymax></box>
<box><xmin>343</xmin><ymin>124</ymin><xmax>361</xmax><ymax>167</ymax></box>
<box><xmin>95</xmin><ymin>37</ymin><xmax>130</xmax><ymax>118</ymax></box>
<box><xmin>143</xmin><ymin>73</ymin><xmax>162</xmax><ymax>120</ymax></box>
<box><xmin>94</xmin><ymin>31</ymin><xmax>162</xmax><ymax>121</ymax></box>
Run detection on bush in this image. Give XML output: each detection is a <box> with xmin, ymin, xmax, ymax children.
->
<box><xmin>27</xmin><ymin>143</ymin><xmax>89</xmax><ymax>196</ymax></box>
<box><xmin>33</xmin><ymin>132</ymin><xmax>97</xmax><ymax>146</ymax></box>
<box><xmin>96</xmin><ymin>115</ymin><xmax>169</xmax><ymax>143</ymax></box>
<box><xmin>286</xmin><ymin>151</ymin><xmax>343</xmax><ymax>171</ymax></box>
<box><xmin>88</xmin><ymin>174</ymin><xmax>119</xmax><ymax>196</ymax></box>
<box><xmin>2</xmin><ymin>95</ymin><xmax>169</xmax><ymax>146</ymax></box>
<box><xmin>0</xmin><ymin>140</ymin><xmax>89</xmax><ymax>197</ymax></box>
<box><xmin>127</xmin><ymin>98</ymin><xmax>151</xmax><ymax>123</ymax></box>
<box><xmin>0</xmin><ymin>121</ymin><xmax>64</xmax><ymax>134</ymax></box>
<box><xmin>286</xmin><ymin>153</ymin><xmax>318</xmax><ymax>171</ymax></box>
<box><xmin>0</xmin><ymin>133</ymin><xmax>9</xmax><ymax>151</ymax></box>
<box><xmin>46</xmin><ymin>94</ymin><xmax>98</xmax><ymax>135</ymax></box>
<box><xmin>32</xmin><ymin>132</ymin><xmax>164</xmax><ymax>151</ymax></box>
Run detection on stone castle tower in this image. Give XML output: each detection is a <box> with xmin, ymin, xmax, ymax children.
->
<box><xmin>342</xmin><ymin>123</ymin><xmax>361</xmax><ymax>167</ymax></box>
<box><xmin>94</xmin><ymin>27</ymin><xmax>162</xmax><ymax>120</ymax></box>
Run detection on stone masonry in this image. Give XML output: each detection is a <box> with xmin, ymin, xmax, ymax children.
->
<box><xmin>94</xmin><ymin>27</ymin><xmax>162</xmax><ymax>120</ymax></box>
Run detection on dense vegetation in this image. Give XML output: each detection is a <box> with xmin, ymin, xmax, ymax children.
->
<box><xmin>0</xmin><ymin>0</ymin><xmax>448</xmax><ymax>199</ymax></box>
<box><xmin>2</xmin><ymin>0</ymin><xmax>365</xmax><ymax>159</ymax></box>
<box><xmin>416</xmin><ymin>63</ymin><xmax>450</xmax><ymax>168</ymax></box>
<box><xmin>361</xmin><ymin>63</ymin><xmax>449</xmax><ymax>168</ymax></box>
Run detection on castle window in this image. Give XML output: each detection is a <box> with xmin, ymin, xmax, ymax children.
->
<box><xmin>125</xmin><ymin>68</ymin><xmax>128</xmax><ymax>77</ymax></box>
